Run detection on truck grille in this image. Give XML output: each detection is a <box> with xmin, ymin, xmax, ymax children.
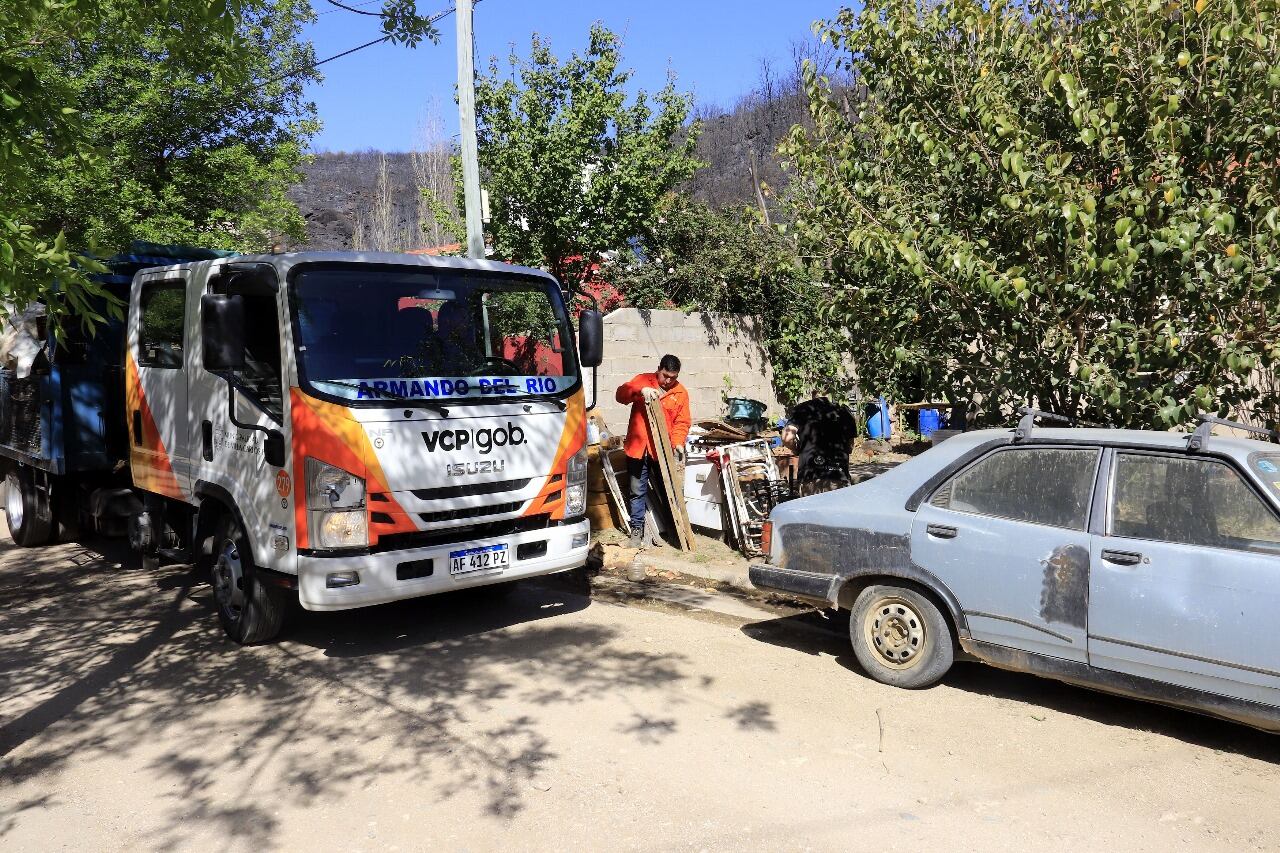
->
<box><xmin>418</xmin><ymin>501</ymin><xmax>523</xmax><ymax>524</ymax></box>
<box><xmin>409</xmin><ymin>478</ymin><xmax>532</xmax><ymax>500</ymax></box>
<box><xmin>373</xmin><ymin>514</ymin><xmax>553</xmax><ymax>554</ymax></box>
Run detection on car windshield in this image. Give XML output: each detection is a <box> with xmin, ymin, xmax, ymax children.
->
<box><xmin>1252</xmin><ymin>453</ymin><xmax>1280</xmax><ymax>502</ymax></box>
<box><xmin>291</xmin><ymin>265</ymin><xmax>578</xmax><ymax>404</ymax></box>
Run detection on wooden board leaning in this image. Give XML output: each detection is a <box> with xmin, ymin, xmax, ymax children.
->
<box><xmin>643</xmin><ymin>396</ymin><xmax>694</xmax><ymax>550</ymax></box>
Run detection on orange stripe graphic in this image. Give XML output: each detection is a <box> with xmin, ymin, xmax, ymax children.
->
<box><xmin>522</xmin><ymin>388</ymin><xmax>586</xmax><ymax>519</ymax></box>
<box><xmin>125</xmin><ymin>352</ymin><xmax>185</xmax><ymax>500</ymax></box>
<box><xmin>289</xmin><ymin>388</ymin><xmax>416</xmax><ymax>549</ymax></box>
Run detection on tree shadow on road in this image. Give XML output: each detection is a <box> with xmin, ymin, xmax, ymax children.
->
<box><xmin>740</xmin><ymin>610</ymin><xmax>1280</xmax><ymax>763</ymax></box>
<box><xmin>0</xmin><ymin>536</ymin><xmax>770</xmax><ymax>848</ymax></box>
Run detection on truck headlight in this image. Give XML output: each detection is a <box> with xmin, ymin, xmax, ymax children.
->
<box><xmin>307</xmin><ymin>458</ymin><xmax>368</xmax><ymax>549</ymax></box>
<box><xmin>566</xmin><ymin>445</ymin><xmax>587</xmax><ymax>518</ymax></box>
<box><xmin>307</xmin><ymin>457</ymin><xmax>366</xmax><ymax>509</ymax></box>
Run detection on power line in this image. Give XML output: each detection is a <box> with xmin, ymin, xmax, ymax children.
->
<box><xmin>324</xmin><ymin>0</ymin><xmax>383</xmax><ymax>17</ymax></box>
<box><xmin>257</xmin><ymin>3</ymin><xmax>463</xmax><ymax>92</ymax></box>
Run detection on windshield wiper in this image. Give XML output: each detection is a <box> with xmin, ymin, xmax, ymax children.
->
<box><xmin>311</xmin><ymin>379</ymin><xmax>449</xmax><ymax>417</ymax></box>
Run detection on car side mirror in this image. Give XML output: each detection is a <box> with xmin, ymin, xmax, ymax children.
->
<box><xmin>578</xmin><ymin>309</ymin><xmax>603</xmax><ymax>368</ymax></box>
<box><xmin>201</xmin><ymin>293</ymin><xmax>246</xmax><ymax>372</ymax></box>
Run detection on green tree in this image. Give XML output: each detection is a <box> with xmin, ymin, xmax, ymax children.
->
<box><xmin>783</xmin><ymin>0</ymin><xmax>1280</xmax><ymax>428</ymax></box>
<box><xmin>474</xmin><ymin>24</ymin><xmax>702</xmax><ymax>292</ymax></box>
<box><xmin>615</xmin><ymin>194</ymin><xmax>851</xmax><ymax>404</ymax></box>
<box><xmin>1</xmin><ymin>0</ymin><xmax>438</xmax><ymax>328</ymax></box>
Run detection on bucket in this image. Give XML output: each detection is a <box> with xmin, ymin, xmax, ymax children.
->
<box><xmin>866</xmin><ymin>397</ymin><xmax>892</xmax><ymax>439</ymax></box>
<box><xmin>726</xmin><ymin>397</ymin><xmax>766</xmax><ymax>421</ymax></box>
<box><xmin>918</xmin><ymin>408</ymin><xmax>942</xmax><ymax>438</ymax></box>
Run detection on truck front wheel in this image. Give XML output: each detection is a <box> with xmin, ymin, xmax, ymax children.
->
<box><xmin>5</xmin><ymin>467</ymin><xmax>53</xmax><ymax>547</ymax></box>
<box><xmin>211</xmin><ymin>516</ymin><xmax>288</xmax><ymax>645</ymax></box>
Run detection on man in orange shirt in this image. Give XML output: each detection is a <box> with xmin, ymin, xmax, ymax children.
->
<box><xmin>615</xmin><ymin>354</ymin><xmax>692</xmax><ymax>548</ymax></box>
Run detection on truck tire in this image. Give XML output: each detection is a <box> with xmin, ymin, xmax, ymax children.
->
<box><xmin>210</xmin><ymin>515</ymin><xmax>288</xmax><ymax>645</ymax></box>
<box><xmin>5</xmin><ymin>467</ymin><xmax>53</xmax><ymax>547</ymax></box>
<box><xmin>849</xmin><ymin>584</ymin><xmax>954</xmax><ymax>689</ymax></box>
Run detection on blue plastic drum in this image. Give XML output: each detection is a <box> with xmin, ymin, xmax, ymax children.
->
<box><xmin>866</xmin><ymin>397</ymin><xmax>892</xmax><ymax>439</ymax></box>
<box><xmin>918</xmin><ymin>408</ymin><xmax>942</xmax><ymax>438</ymax></box>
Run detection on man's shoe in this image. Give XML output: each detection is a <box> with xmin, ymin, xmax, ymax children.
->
<box><xmin>627</xmin><ymin>530</ymin><xmax>644</xmax><ymax>549</ymax></box>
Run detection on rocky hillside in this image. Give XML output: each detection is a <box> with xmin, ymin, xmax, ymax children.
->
<box><xmin>287</xmin><ymin>55</ymin><xmax>830</xmax><ymax>249</ymax></box>
<box><xmin>287</xmin><ymin>150</ymin><xmax>421</xmax><ymax>251</ymax></box>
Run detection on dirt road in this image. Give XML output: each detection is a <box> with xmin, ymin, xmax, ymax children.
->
<box><xmin>2</xmin><ymin>535</ymin><xmax>1278</xmax><ymax>851</ymax></box>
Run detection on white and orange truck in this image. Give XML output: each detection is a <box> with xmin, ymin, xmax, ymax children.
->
<box><xmin>0</xmin><ymin>250</ymin><xmax>603</xmax><ymax>643</ymax></box>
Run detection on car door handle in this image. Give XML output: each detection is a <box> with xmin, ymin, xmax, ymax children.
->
<box><xmin>132</xmin><ymin>410</ymin><xmax>143</xmax><ymax>446</ymax></box>
<box><xmin>1101</xmin><ymin>548</ymin><xmax>1144</xmax><ymax>566</ymax></box>
<box><xmin>927</xmin><ymin>523</ymin><xmax>958</xmax><ymax>539</ymax></box>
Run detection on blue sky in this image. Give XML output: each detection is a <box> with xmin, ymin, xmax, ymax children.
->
<box><xmin>302</xmin><ymin>0</ymin><xmax>847</xmax><ymax>152</ymax></box>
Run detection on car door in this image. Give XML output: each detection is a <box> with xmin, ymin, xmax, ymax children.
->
<box><xmin>911</xmin><ymin>445</ymin><xmax>1101</xmax><ymax>662</ymax></box>
<box><xmin>126</xmin><ymin>275</ymin><xmax>191</xmax><ymax>500</ymax></box>
<box><xmin>1089</xmin><ymin>450</ymin><xmax>1280</xmax><ymax>708</ymax></box>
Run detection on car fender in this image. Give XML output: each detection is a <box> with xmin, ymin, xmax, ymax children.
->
<box><xmin>828</xmin><ymin>562</ymin><xmax>969</xmax><ymax>637</ymax></box>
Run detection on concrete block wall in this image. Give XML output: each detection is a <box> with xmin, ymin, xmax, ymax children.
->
<box><xmin>584</xmin><ymin>308</ymin><xmax>783</xmax><ymax>434</ymax></box>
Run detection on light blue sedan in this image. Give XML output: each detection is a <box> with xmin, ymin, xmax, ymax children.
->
<box><xmin>751</xmin><ymin>414</ymin><xmax>1280</xmax><ymax>732</ymax></box>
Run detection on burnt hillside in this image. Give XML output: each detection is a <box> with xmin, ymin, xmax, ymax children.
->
<box><xmin>287</xmin><ymin>50</ymin><xmax>833</xmax><ymax>250</ymax></box>
<box><xmin>287</xmin><ymin>150</ymin><xmax>420</xmax><ymax>251</ymax></box>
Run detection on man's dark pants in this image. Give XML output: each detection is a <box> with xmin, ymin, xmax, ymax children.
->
<box><xmin>627</xmin><ymin>455</ymin><xmax>654</xmax><ymax>533</ymax></box>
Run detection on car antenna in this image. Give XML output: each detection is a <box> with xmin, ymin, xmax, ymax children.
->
<box><xmin>1013</xmin><ymin>407</ymin><xmax>1073</xmax><ymax>441</ymax></box>
<box><xmin>1186</xmin><ymin>414</ymin><xmax>1280</xmax><ymax>453</ymax></box>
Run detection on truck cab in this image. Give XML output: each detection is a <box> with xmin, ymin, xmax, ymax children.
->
<box><xmin>13</xmin><ymin>251</ymin><xmax>603</xmax><ymax>644</ymax></box>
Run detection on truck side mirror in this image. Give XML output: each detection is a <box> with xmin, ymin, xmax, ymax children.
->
<box><xmin>201</xmin><ymin>294</ymin><xmax>246</xmax><ymax>372</ymax></box>
<box><xmin>263</xmin><ymin>429</ymin><xmax>286</xmax><ymax>468</ymax></box>
<box><xmin>578</xmin><ymin>309</ymin><xmax>603</xmax><ymax>368</ymax></box>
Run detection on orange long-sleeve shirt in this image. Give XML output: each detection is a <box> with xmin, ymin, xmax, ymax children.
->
<box><xmin>615</xmin><ymin>373</ymin><xmax>692</xmax><ymax>460</ymax></box>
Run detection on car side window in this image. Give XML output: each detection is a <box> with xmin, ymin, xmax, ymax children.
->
<box><xmin>931</xmin><ymin>447</ymin><xmax>1099</xmax><ymax>530</ymax></box>
<box><xmin>138</xmin><ymin>281</ymin><xmax>186</xmax><ymax>369</ymax></box>
<box><xmin>1111</xmin><ymin>453</ymin><xmax>1280</xmax><ymax>552</ymax></box>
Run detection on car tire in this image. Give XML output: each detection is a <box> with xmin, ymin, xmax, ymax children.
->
<box><xmin>849</xmin><ymin>584</ymin><xmax>954</xmax><ymax>689</ymax></box>
<box><xmin>210</xmin><ymin>515</ymin><xmax>289</xmax><ymax>645</ymax></box>
<box><xmin>5</xmin><ymin>467</ymin><xmax>53</xmax><ymax>547</ymax></box>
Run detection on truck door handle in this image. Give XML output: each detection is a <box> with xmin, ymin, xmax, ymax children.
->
<box><xmin>1102</xmin><ymin>548</ymin><xmax>1143</xmax><ymax>566</ymax></box>
<box><xmin>201</xmin><ymin>420</ymin><xmax>213</xmax><ymax>461</ymax></box>
<box><xmin>132</xmin><ymin>410</ymin><xmax>143</xmax><ymax>446</ymax></box>
<box><xmin>927</xmin><ymin>523</ymin><xmax>958</xmax><ymax>539</ymax></box>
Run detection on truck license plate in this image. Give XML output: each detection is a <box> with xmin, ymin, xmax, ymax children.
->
<box><xmin>448</xmin><ymin>543</ymin><xmax>509</xmax><ymax>575</ymax></box>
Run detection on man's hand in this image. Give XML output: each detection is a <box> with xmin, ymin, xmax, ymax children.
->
<box><xmin>641</xmin><ymin>386</ymin><xmax>663</xmax><ymax>403</ymax></box>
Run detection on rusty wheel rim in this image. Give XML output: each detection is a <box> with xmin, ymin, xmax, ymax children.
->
<box><xmin>864</xmin><ymin>595</ymin><xmax>927</xmax><ymax>670</ymax></box>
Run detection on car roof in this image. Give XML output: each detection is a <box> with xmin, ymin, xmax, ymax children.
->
<box><xmin>953</xmin><ymin>426</ymin><xmax>1280</xmax><ymax>457</ymax></box>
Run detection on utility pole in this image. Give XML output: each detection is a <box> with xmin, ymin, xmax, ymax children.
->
<box><xmin>455</xmin><ymin>0</ymin><xmax>485</xmax><ymax>259</ymax></box>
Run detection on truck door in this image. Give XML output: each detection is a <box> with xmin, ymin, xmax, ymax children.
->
<box><xmin>188</xmin><ymin>264</ymin><xmax>292</xmax><ymax>570</ymax></box>
<box><xmin>126</xmin><ymin>274</ymin><xmax>192</xmax><ymax>500</ymax></box>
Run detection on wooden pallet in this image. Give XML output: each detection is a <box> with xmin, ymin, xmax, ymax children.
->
<box><xmin>643</xmin><ymin>396</ymin><xmax>694</xmax><ymax>550</ymax></box>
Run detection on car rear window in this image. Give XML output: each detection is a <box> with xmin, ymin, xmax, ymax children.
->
<box><xmin>931</xmin><ymin>447</ymin><xmax>1099</xmax><ymax>530</ymax></box>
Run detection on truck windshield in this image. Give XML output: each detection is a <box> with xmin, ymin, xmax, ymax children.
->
<box><xmin>291</xmin><ymin>266</ymin><xmax>579</xmax><ymax>405</ymax></box>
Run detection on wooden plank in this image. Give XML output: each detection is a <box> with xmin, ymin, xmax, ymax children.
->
<box><xmin>599</xmin><ymin>450</ymin><xmax>631</xmax><ymax>535</ymax></box>
<box><xmin>643</xmin><ymin>396</ymin><xmax>694</xmax><ymax>550</ymax></box>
